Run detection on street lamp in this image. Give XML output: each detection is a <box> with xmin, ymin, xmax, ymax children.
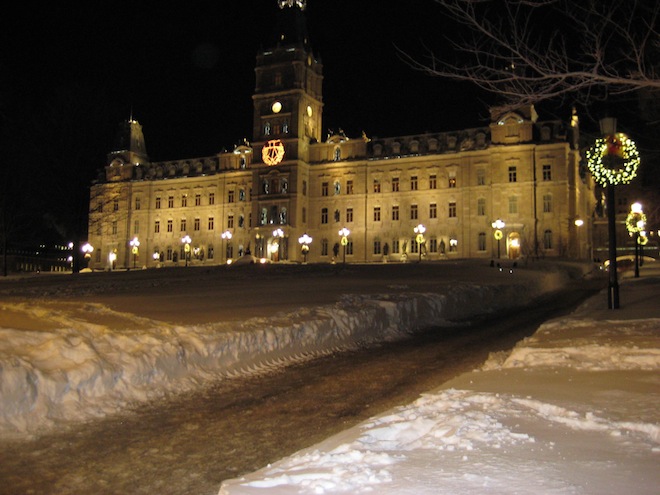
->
<box><xmin>181</xmin><ymin>235</ymin><xmax>192</xmax><ymax>267</ymax></box>
<box><xmin>338</xmin><ymin>227</ymin><xmax>350</xmax><ymax>264</ymax></box>
<box><xmin>81</xmin><ymin>242</ymin><xmax>94</xmax><ymax>269</ymax></box>
<box><xmin>129</xmin><ymin>236</ymin><xmax>140</xmax><ymax>269</ymax></box>
<box><xmin>298</xmin><ymin>233</ymin><xmax>312</xmax><ymax>263</ymax></box>
<box><xmin>414</xmin><ymin>224</ymin><xmax>426</xmax><ymax>262</ymax></box>
<box><xmin>626</xmin><ymin>203</ymin><xmax>646</xmax><ymax>278</ymax></box>
<box><xmin>491</xmin><ymin>219</ymin><xmax>505</xmax><ymax>259</ymax></box>
<box><xmin>221</xmin><ymin>230</ymin><xmax>233</xmax><ymax>264</ymax></box>
<box><xmin>273</xmin><ymin>228</ymin><xmax>285</xmax><ymax>261</ymax></box>
<box><xmin>574</xmin><ymin>219</ymin><xmax>584</xmax><ymax>259</ymax></box>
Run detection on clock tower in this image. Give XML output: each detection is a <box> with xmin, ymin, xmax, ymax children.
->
<box><xmin>252</xmin><ymin>0</ymin><xmax>323</xmax><ymax>164</ymax></box>
<box><xmin>249</xmin><ymin>0</ymin><xmax>322</xmax><ymax>259</ymax></box>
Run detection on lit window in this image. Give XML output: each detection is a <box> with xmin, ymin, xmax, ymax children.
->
<box><xmin>373</xmin><ymin>179</ymin><xmax>381</xmax><ymax>193</ymax></box>
<box><xmin>448</xmin><ymin>176</ymin><xmax>456</xmax><ymax>188</ymax></box>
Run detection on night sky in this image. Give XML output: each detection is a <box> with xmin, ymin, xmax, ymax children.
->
<box><xmin>4</xmin><ymin>0</ymin><xmax>501</xmax><ymax>163</ymax></box>
<box><xmin>2</xmin><ymin>0</ymin><xmax>656</xmax><ymax>224</ymax></box>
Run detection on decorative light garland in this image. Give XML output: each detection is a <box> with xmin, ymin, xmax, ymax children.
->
<box><xmin>625</xmin><ymin>211</ymin><xmax>647</xmax><ymax>234</ymax></box>
<box><xmin>586</xmin><ymin>133</ymin><xmax>640</xmax><ymax>186</ymax></box>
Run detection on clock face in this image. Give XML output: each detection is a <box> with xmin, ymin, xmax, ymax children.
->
<box><xmin>272</xmin><ymin>101</ymin><xmax>282</xmax><ymax>114</ymax></box>
<box><xmin>307</xmin><ymin>105</ymin><xmax>313</xmax><ymax>117</ymax></box>
<box><xmin>262</xmin><ymin>139</ymin><xmax>285</xmax><ymax>166</ymax></box>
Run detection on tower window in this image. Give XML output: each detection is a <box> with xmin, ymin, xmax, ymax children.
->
<box><xmin>508</xmin><ymin>166</ymin><xmax>517</xmax><ymax>182</ymax></box>
<box><xmin>543</xmin><ymin>164</ymin><xmax>552</xmax><ymax>181</ymax></box>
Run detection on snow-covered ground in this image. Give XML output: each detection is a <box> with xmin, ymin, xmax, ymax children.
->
<box><xmin>219</xmin><ymin>265</ymin><xmax>660</xmax><ymax>495</ymax></box>
<box><xmin>0</xmin><ymin>261</ymin><xmax>577</xmax><ymax>439</ymax></box>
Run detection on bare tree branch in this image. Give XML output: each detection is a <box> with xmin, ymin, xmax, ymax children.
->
<box><xmin>400</xmin><ymin>0</ymin><xmax>660</xmax><ymax>110</ymax></box>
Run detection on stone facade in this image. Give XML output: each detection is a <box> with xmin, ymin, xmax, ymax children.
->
<box><xmin>88</xmin><ymin>4</ymin><xmax>594</xmax><ymax>270</ymax></box>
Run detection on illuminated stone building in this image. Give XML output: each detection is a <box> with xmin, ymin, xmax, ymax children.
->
<box><xmin>88</xmin><ymin>1</ymin><xmax>594</xmax><ymax>269</ymax></box>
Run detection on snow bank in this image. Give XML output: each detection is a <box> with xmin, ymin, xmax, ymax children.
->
<box><xmin>219</xmin><ymin>288</ymin><xmax>660</xmax><ymax>495</ymax></box>
<box><xmin>0</xmin><ymin>269</ymin><xmax>565</xmax><ymax>438</ymax></box>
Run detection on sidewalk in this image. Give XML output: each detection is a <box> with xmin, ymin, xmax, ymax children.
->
<box><xmin>219</xmin><ymin>263</ymin><xmax>660</xmax><ymax>494</ymax></box>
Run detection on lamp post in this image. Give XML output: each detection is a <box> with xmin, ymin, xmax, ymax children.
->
<box><xmin>574</xmin><ymin>219</ymin><xmax>584</xmax><ymax>259</ymax></box>
<box><xmin>181</xmin><ymin>235</ymin><xmax>191</xmax><ymax>267</ymax></box>
<box><xmin>81</xmin><ymin>242</ymin><xmax>94</xmax><ymax>269</ymax></box>
<box><xmin>414</xmin><ymin>224</ymin><xmax>426</xmax><ymax>262</ymax></box>
<box><xmin>491</xmin><ymin>219</ymin><xmax>505</xmax><ymax>259</ymax></box>
<box><xmin>338</xmin><ymin>227</ymin><xmax>350</xmax><ymax>264</ymax></box>
<box><xmin>108</xmin><ymin>251</ymin><xmax>117</xmax><ymax>271</ymax></box>
<box><xmin>298</xmin><ymin>233</ymin><xmax>312</xmax><ymax>263</ymax></box>
<box><xmin>129</xmin><ymin>236</ymin><xmax>140</xmax><ymax>269</ymax></box>
<box><xmin>626</xmin><ymin>203</ymin><xmax>646</xmax><ymax>278</ymax></box>
<box><xmin>221</xmin><ymin>230</ymin><xmax>232</xmax><ymax>264</ymax></box>
<box><xmin>587</xmin><ymin>118</ymin><xmax>640</xmax><ymax>309</ymax></box>
<box><xmin>273</xmin><ymin>228</ymin><xmax>284</xmax><ymax>262</ymax></box>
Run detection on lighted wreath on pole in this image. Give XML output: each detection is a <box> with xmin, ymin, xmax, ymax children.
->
<box><xmin>586</xmin><ymin>133</ymin><xmax>640</xmax><ymax>186</ymax></box>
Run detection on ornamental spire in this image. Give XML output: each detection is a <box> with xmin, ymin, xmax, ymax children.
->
<box><xmin>278</xmin><ymin>0</ymin><xmax>306</xmax><ymax>10</ymax></box>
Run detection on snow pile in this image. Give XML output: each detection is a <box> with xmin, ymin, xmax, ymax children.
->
<box><xmin>0</xmin><ymin>270</ymin><xmax>564</xmax><ymax>438</ymax></box>
<box><xmin>220</xmin><ymin>282</ymin><xmax>660</xmax><ymax>495</ymax></box>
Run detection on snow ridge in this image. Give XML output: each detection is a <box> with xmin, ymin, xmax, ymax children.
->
<box><xmin>0</xmin><ymin>273</ymin><xmax>557</xmax><ymax>438</ymax></box>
